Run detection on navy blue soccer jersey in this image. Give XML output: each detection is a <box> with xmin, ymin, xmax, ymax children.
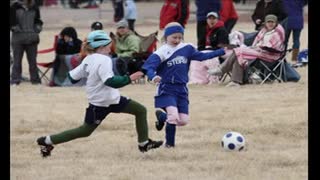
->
<box><xmin>142</xmin><ymin>42</ymin><xmax>225</xmax><ymax>84</ymax></box>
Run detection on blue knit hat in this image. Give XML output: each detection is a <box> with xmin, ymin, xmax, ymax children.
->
<box><xmin>87</xmin><ymin>30</ymin><xmax>112</xmax><ymax>49</ymax></box>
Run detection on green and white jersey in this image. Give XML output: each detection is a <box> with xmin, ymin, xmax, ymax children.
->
<box><xmin>69</xmin><ymin>53</ymin><xmax>120</xmax><ymax>107</ymax></box>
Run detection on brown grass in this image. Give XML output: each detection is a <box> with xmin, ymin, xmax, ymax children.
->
<box><xmin>10</xmin><ymin>3</ymin><xmax>308</xmax><ymax>180</ymax></box>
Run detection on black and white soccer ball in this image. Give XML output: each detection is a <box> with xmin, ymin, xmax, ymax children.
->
<box><xmin>221</xmin><ymin>131</ymin><xmax>245</xmax><ymax>151</ymax></box>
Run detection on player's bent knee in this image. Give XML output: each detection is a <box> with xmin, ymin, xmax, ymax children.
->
<box><xmin>177</xmin><ymin>114</ymin><xmax>189</xmax><ymax>126</ymax></box>
<box><xmin>177</xmin><ymin>118</ymin><xmax>189</xmax><ymax>126</ymax></box>
<box><xmin>166</xmin><ymin>113</ymin><xmax>179</xmax><ymax>125</ymax></box>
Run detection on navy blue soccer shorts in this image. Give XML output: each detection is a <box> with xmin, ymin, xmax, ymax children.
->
<box><xmin>84</xmin><ymin>96</ymin><xmax>130</xmax><ymax>125</ymax></box>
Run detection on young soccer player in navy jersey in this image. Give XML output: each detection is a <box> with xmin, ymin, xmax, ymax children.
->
<box><xmin>141</xmin><ymin>22</ymin><xmax>226</xmax><ymax>148</ymax></box>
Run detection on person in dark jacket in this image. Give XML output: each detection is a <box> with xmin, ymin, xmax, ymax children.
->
<box><xmin>205</xmin><ymin>12</ymin><xmax>230</xmax><ymax>64</ymax></box>
<box><xmin>10</xmin><ymin>0</ymin><xmax>43</xmax><ymax>85</ymax></box>
<box><xmin>195</xmin><ymin>0</ymin><xmax>221</xmax><ymax>50</ymax></box>
<box><xmin>55</xmin><ymin>27</ymin><xmax>82</xmax><ymax>55</ymax></box>
<box><xmin>112</xmin><ymin>0</ymin><xmax>124</xmax><ymax>22</ymax></box>
<box><xmin>282</xmin><ymin>0</ymin><xmax>308</xmax><ymax>63</ymax></box>
<box><xmin>251</xmin><ymin>0</ymin><xmax>287</xmax><ymax>31</ymax></box>
<box><xmin>50</xmin><ymin>26</ymin><xmax>83</xmax><ymax>86</ymax></box>
<box><xmin>205</xmin><ymin>12</ymin><xmax>229</xmax><ymax>50</ymax></box>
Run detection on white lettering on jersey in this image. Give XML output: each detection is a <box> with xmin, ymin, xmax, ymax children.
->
<box><xmin>167</xmin><ymin>56</ymin><xmax>188</xmax><ymax>67</ymax></box>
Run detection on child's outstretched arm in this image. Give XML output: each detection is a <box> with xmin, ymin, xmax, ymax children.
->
<box><xmin>190</xmin><ymin>48</ymin><xmax>226</xmax><ymax>61</ymax></box>
<box><xmin>104</xmin><ymin>75</ymin><xmax>131</xmax><ymax>88</ymax></box>
<box><xmin>141</xmin><ymin>54</ymin><xmax>162</xmax><ymax>83</ymax></box>
<box><xmin>104</xmin><ymin>71</ymin><xmax>144</xmax><ymax>88</ymax></box>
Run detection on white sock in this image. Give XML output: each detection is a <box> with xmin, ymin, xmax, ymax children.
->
<box><xmin>138</xmin><ymin>140</ymin><xmax>149</xmax><ymax>147</ymax></box>
<box><xmin>44</xmin><ymin>136</ymin><xmax>53</xmax><ymax>145</ymax></box>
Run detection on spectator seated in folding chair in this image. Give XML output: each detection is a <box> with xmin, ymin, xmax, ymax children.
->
<box><xmin>110</xmin><ymin>19</ymin><xmax>158</xmax><ymax>83</ymax></box>
<box><xmin>48</xmin><ymin>26</ymin><xmax>83</xmax><ymax>87</ymax></box>
<box><xmin>207</xmin><ymin>14</ymin><xmax>286</xmax><ymax>87</ymax></box>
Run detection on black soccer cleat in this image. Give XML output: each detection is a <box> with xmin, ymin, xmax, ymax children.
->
<box><xmin>37</xmin><ymin>136</ymin><xmax>54</xmax><ymax>158</ymax></box>
<box><xmin>138</xmin><ymin>139</ymin><xmax>163</xmax><ymax>153</ymax></box>
<box><xmin>155</xmin><ymin>110</ymin><xmax>166</xmax><ymax>131</ymax></box>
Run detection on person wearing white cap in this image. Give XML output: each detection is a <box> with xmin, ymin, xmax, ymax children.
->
<box><xmin>36</xmin><ymin>30</ymin><xmax>163</xmax><ymax>157</ymax></box>
<box><xmin>141</xmin><ymin>22</ymin><xmax>225</xmax><ymax>148</ymax></box>
<box><xmin>205</xmin><ymin>11</ymin><xmax>229</xmax><ymax>51</ymax></box>
<box><xmin>195</xmin><ymin>0</ymin><xmax>221</xmax><ymax>50</ymax></box>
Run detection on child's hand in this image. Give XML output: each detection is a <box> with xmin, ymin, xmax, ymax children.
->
<box><xmin>151</xmin><ymin>75</ymin><xmax>161</xmax><ymax>84</ymax></box>
<box><xmin>130</xmin><ymin>71</ymin><xmax>144</xmax><ymax>81</ymax></box>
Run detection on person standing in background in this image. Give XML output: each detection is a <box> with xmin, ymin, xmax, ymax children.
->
<box><xmin>219</xmin><ymin>0</ymin><xmax>239</xmax><ymax>34</ymax></box>
<box><xmin>251</xmin><ymin>0</ymin><xmax>287</xmax><ymax>31</ymax></box>
<box><xmin>159</xmin><ymin>0</ymin><xmax>190</xmax><ymax>30</ymax></box>
<box><xmin>282</xmin><ymin>0</ymin><xmax>308</xmax><ymax>63</ymax></box>
<box><xmin>84</xmin><ymin>0</ymin><xmax>99</xmax><ymax>8</ymax></box>
<box><xmin>10</xmin><ymin>0</ymin><xmax>43</xmax><ymax>85</ymax></box>
<box><xmin>112</xmin><ymin>0</ymin><xmax>124</xmax><ymax>22</ymax></box>
<box><xmin>195</xmin><ymin>0</ymin><xmax>221</xmax><ymax>51</ymax></box>
<box><xmin>124</xmin><ymin>0</ymin><xmax>137</xmax><ymax>31</ymax></box>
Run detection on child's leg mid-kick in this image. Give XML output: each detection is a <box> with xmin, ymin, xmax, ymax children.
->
<box><xmin>37</xmin><ymin>123</ymin><xmax>98</xmax><ymax>157</ymax></box>
<box><xmin>37</xmin><ymin>101</ymin><xmax>109</xmax><ymax>158</ymax></box>
<box><xmin>36</xmin><ymin>96</ymin><xmax>163</xmax><ymax>157</ymax></box>
<box><xmin>156</xmin><ymin>106</ymin><xmax>189</xmax><ymax>148</ymax></box>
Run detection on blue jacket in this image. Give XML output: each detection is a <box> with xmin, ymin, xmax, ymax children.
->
<box><xmin>283</xmin><ymin>0</ymin><xmax>308</xmax><ymax>30</ymax></box>
<box><xmin>195</xmin><ymin>0</ymin><xmax>221</xmax><ymax>22</ymax></box>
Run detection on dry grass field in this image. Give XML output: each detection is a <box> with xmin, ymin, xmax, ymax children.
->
<box><xmin>10</xmin><ymin>2</ymin><xmax>308</xmax><ymax>180</ymax></box>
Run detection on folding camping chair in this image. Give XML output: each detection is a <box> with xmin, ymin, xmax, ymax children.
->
<box><xmin>131</xmin><ymin>31</ymin><xmax>158</xmax><ymax>83</ymax></box>
<box><xmin>245</xmin><ymin>18</ymin><xmax>291</xmax><ymax>85</ymax></box>
<box><xmin>37</xmin><ymin>35</ymin><xmax>59</xmax><ymax>83</ymax></box>
<box><xmin>110</xmin><ymin>31</ymin><xmax>158</xmax><ymax>83</ymax></box>
<box><xmin>245</xmin><ymin>49</ymin><xmax>292</xmax><ymax>84</ymax></box>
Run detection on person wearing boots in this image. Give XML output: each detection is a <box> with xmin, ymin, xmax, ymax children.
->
<box><xmin>10</xmin><ymin>0</ymin><xmax>43</xmax><ymax>85</ymax></box>
<box><xmin>282</xmin><ymin>0</ymin><xmax>308</xmax><ymax>64</ymax></box>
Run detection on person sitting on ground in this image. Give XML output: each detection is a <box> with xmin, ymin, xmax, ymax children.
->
<box><xmin>49</xmin><ymin>26</ymin><xmax>83</xmax><ymax>86</ymax></box>
<box><xmin>189</xmin><ymin>11</ymin><xmax>231</xmax><ymax>85</ymax></box>
<box><xmin>204</xmin><ymin>12</ymin><xmax>230</xmax><ymax>51</ymax></box>
<box><xmin>208</xmin><ymin>14</ymin><xmax>286</xmax><ymax>87</ymax></box>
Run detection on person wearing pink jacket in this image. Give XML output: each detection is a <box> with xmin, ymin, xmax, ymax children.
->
<box><xmin>207</xmin><ymin>14</ymin><xmax>285</xmax><ymax>87</ymax></box>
